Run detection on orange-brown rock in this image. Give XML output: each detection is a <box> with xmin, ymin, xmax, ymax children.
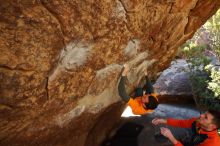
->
<box><xmin>0</xmin><ymin>0</ymin><xmax>219</xmax><ymax>146</ymax></box>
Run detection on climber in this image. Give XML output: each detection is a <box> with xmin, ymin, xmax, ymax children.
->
<box><xmin>118</xmin><ymin>64</ymin><xmax>159</xmax><ymax>115</ymax></box>
<box><xmin>152</xmin><ymin>110</ymin><xmax>220</xmax><ymax>146</ymax></box>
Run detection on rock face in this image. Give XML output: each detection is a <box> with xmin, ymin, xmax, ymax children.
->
<box><xmin>154</xmin><ymin>59</ymin><xmax>193</xmax><ymax>103</ymax></box>
<box><xmin>0</xmin><ymin>0</ymin><xmax>219</xmax><ymax>146</ymax></box>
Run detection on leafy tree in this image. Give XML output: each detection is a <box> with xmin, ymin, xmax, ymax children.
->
<box><xmin>203</xmin><ymin>9</ymin><xmax>220</xmax><ymax>57</ymax></box>
<box><xmin>181</xmin><ymin>43</ymin><xmax>220</xmax><ymax>110</ymax></box>
<box><xmin>179</xmin><ymin>9</ymin><xmax>220</xmax><ymax>111</ymax></box>
<box><xmin>205</xmin><ymin>65</ymin><xmax>220</xmax><ymax>99</ymax></box>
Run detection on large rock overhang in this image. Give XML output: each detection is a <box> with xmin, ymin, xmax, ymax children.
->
<box><xmin>0</xmin><ymin>0</ymin><xmax>219</xmax><ymax>146</ymax></box>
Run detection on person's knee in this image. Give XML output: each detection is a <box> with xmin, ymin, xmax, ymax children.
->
<box><xmin>134</xmin><ymin>88</ymin><xmax>144</xmax><ymax>97</ymax></box>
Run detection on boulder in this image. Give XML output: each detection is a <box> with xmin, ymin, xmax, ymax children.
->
<box><xmin>154</xmin><ymin>59</ymin><xmax>193</xmax><ymax>103</ymax></box>
<box><xmin>0</xmin><ymin>0</ymin><xmax>220</xmax><ymax>146</ymax></box>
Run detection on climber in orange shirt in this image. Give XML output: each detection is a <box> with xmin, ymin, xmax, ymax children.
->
<box><xmin>118</xmin><ymin>64</ymin><xmax>159</xmax><ymax>115</ymax></box>
<box><xmin>152</xmin><ymin>110</ymin><xmax>220</xmax><ymax>146</ymax></box>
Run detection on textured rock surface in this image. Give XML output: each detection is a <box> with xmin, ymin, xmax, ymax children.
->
<box><xmin>154</xmin><ymin>59</ymin><xmax>193</xmax><ymax>103</ymax></box>
<box><xmin>0</xmin><ymin>0</ymin><xmax>220</xmax><ymax>146</ymax></box>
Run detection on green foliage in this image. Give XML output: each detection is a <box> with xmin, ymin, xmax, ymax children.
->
<box><xmin>182</xmin><ymin>43</ymin><xmax>211</xmax><ymax>72</ymax></box>
<box><xmin>203</xmin><ymin>9</ymin><xmax>220</xmax><ymax>57</ymax></box>
<box><xmin>205</xmin><ymin>65</ymin><xmax>220</xmax><ymax>98</ymax></box>
<box><xmin>180</xmin><ymin>9</ymin><xmax>220</xmax><ymax>58</ymax></box>
<box><xmin>181</xmin><ymin>43</ymin><xmax>220</xmax><ymax>110</ymax></box>
<box><xmin>179</xmin><ymin>9</ymin><xmax>220</xmax><ymax>111</ymax></box>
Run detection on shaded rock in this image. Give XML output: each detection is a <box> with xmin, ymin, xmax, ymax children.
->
<box><xmin>137</xmin><ymin>104</ymin><xmax>200</xmax><ymax>146</ymax></box>
<box><xmin>154</xmin><ymin>59</ymin><xmax>193</xmax><ymax>103</ymax></box>
<box><xmin>105</xmin><ymin>103</ymin><xmax>200</xmax><ymax>146</ymax></box>
<box><xmin>102</xmin><ymin>122</ymin><xmax>144</xmax><ymax>146</ymax></box>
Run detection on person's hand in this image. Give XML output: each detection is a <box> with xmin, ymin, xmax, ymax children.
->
<box><xmin>160</xmin><ymin>127</ymin><xmax>178</xmax><ymax>145</ymax></box>
<box><xmin>122</xmin><ymin>64</ymin><xmax>129</xmax><ymax>76</ymax></box>
<box><xmin>152</xmin><ymin>118</ymin><xmax>167</xmax><ymax>125</ymax></box>
<box><xmin>160</xmin><ymin>127</ymin><xmax>173</xmax><ymax>138</ymax></box>
<box><xmin>144</xmin><ymin>69</ymin><xmax>148</xmax><ymax>76</ymax></box>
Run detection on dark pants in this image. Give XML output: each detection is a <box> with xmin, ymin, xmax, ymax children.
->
<box><xmin>118</xmin><ymin>76</ymin><xmax>154</xmax><ymax>102</ymax></box>
<box><xmin>134</xmin><ymin>76</ymin><xmax>154</xmax><ymax>98</ymax></box>
<box><xmin>134</xmin><ymin>88</ymin><xmax>144</xmax><ymax>98</ymax></box>
<box><xmin>171</xmin><ymin>128</ymin><xmax>193</xmax><ymax>145</ymax></box>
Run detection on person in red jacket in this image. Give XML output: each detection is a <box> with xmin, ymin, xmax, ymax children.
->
<box><xmin>152</xmin><ymin>110</ymin><xmax>220</xmax><ymax>146</ymax></box>
<box><xmin>118</xmin><ymin>64</ymin><xmax>158</xmax><ymax>115</ymax></box>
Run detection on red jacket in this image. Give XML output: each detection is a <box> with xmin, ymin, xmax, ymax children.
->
<box><xmin>167</xmin><ymin>118</ymin><xmax>220</xmax><ymax>146</ymax></box>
